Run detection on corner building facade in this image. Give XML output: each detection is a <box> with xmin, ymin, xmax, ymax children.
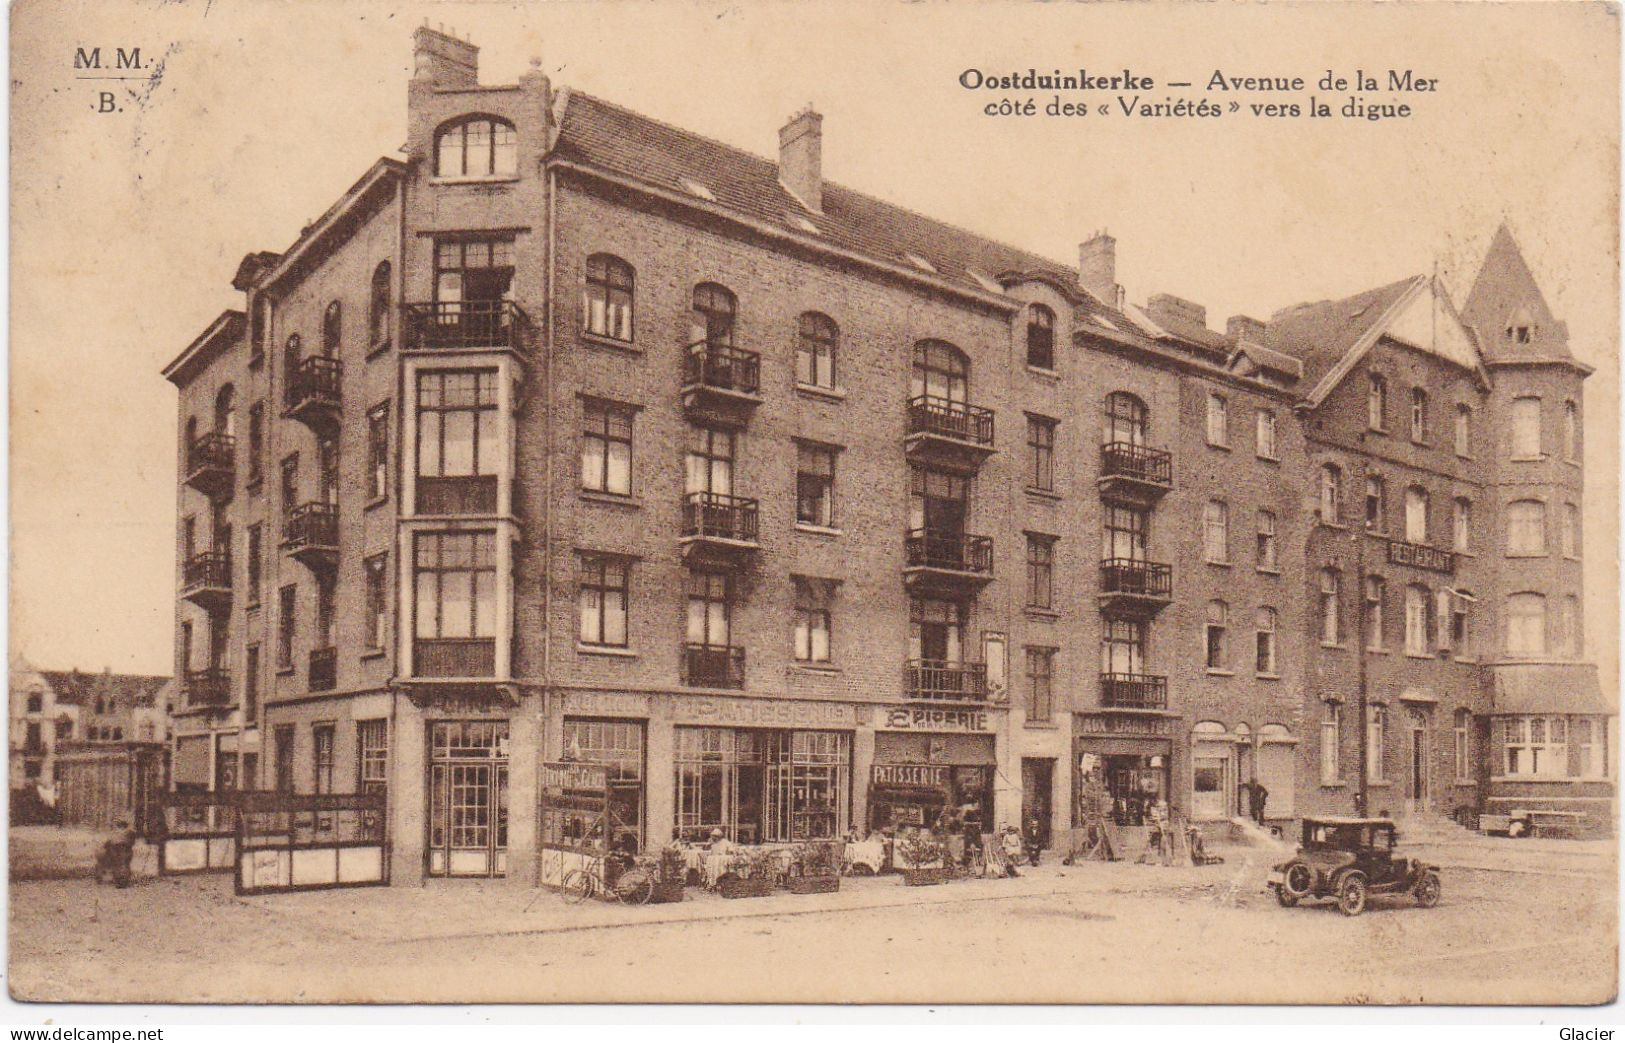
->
<box><xmin>163</xmin><ymin>29</ymin><xmax>1613</xmax><ymax>890</ymax></box>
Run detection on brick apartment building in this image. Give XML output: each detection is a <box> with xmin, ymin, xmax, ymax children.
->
<box><xmin>162</xmin><ymin>28</ymin><xmax>1611</xmax><ymax>886</ymax></box>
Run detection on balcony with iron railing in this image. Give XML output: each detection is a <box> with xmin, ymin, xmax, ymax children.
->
<box><xmin>679</xmin><ymin>491</ymin><xmax>760</xmax><ymax>568</ymax></box>
<box><xmin>282</xmin><ymin>502</ymin><xmax>339</xmax><ymax>571</ymax></box>
<box><xmin>1098</xmin><ymin>557</ymin><xmax>1174</xmax><ymax>617</ymax></box>
<box><xmin>180</xmin><ymin>550</ymin><xmax>233</xmax><ymax>612</ymax></box>
<box><xmin>1098</xmin><ymin>441</ymin><xmax>1173</xmax><ymax>505</ymax></box>
<box><xmin>185</xmin><ymin>667</ymin><xmax>232</xmax><ymax>708</ymax></box>
<box><xmin>1099</xmin><ymin>672</ymin><xmax>1169</xmax><ymax>710</ymax></box>
<box><xmin>412</xmin><ymin>638</ymin><xmax>496</xmax><ymax>679</ymax></box>
<box><xmin>183</xmin><ymin>432</ymin><xmax>236</xmax><ymax>500</ymax></box>
<box><xmin>283</xmin><ymin>355</ymin><xmax>343</xmax><ymax>431</ymax></box>
<box><xmin>903</xmin><ymin>528</ymin><xmax>994</xmax><ymax>595</ymax></box>
<box><xmin>308</xmin><ymin>646</ymin><xmax>337</xmax><ymax>692</ymax></box>
<box><xmin>683</xmin><ymin>643</ymin><xmax>746</xmax><ymax>690</ymax></box>
<box><xmin>681</xmin><ymin>340</ymin><xmax>762</xmax><ymax>423</ymax></box>
<box><xmin>904</xmin><ymin>394</ymin><xmax>996</xmax><ymax>470</ymax></box>
<box><xmin>905</xmin><ymin>659</ymin><xmax>988</xmax><ymax>703</ymax></box>
<box><xmin>404</xmin><ymin>300</ymin><xmax>531</xmax><ymax>354</ymax></box>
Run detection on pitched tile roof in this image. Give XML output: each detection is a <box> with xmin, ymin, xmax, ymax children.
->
<box><xmin>552</xmin><ymin>91</ymin><xmax>1079</xmax><ymax>298</ymax></box>
<box><xmin>1264</xmin><ymin>275</ymin><xmax>1423</xmax><ymax>392</ymax></box>
<box><xmin>39</xmin><ymin>670</ymin><xmax>169</xmax><ymax>710</ymax></box>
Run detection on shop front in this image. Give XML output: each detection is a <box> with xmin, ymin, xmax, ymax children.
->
<box><xmin>869</xmin><ymin>704</ymin><xmax>998</xmax><ymax>836</ymax></box>
<box><xmin>1072</xmin><ymin>712</ymin><xmax>1174</xmax><ymax>828</ymax></box>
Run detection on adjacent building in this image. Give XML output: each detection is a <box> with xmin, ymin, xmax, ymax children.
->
<box><xmin>161</xmin><ymin>29</ymin><xmax>1612</xmax><ymax>888</ymax></box>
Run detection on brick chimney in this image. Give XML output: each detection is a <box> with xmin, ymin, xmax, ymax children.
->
<box><xmin>779</xmin><ymin>107</ymin><xmax>823</xmax><ymax>213</ymax></box>
<box><xmin>1147</xmin><ymin>293</ymin><xmax>1207</xmax><ymax>329</ymax></box>
<box><xmin>1227</xmin><ymin>314</ymin><xmax>1267</xmax><ymax>345</ymax></box>
<box><xmin>413</xmin><ymin>25</ymin><xmax>479</xmax><ymax>88</ymax></box>
<box><xmin>1079</xmin><ymin>232</ymin><xmax>1118</xmax><ymax>307</ymax></box>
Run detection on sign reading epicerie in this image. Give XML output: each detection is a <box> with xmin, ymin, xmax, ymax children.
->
<box><xmin>883</xmin><ymin>706</ymin><xmax>994</xmax><ymax>733</ymax></box>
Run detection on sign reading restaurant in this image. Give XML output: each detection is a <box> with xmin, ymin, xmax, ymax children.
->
<box><xmin>1386</xmin><ymin>538</ymin><xmax>1455</xmax><ymax>575</ymax></box>
<box><xmin>883</xmin><ymin>706</ymin><xmax>994</xmax><ymax>733</ymax></box>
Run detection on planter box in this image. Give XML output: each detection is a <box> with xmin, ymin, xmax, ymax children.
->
<box><xmin>787</xmin><ymin>874</ymin><xmax>840</xmax><ymax>895</ymax></box>
<box><xmin>903</xmin><ymin>867</ymin><xmax>947</xmax><ymax>886</ymax></box>
<box><xmin>649</xmin><ymin>879</ymin><xmax>686</xmax><ymax>904</ymax></box>
<box><xmin>718</xmin><ymin>875</ymin><xmax>776</xmax><ymax>899</ymax></box>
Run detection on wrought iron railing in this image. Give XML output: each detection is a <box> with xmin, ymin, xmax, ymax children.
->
<box><xmin>1099</xmin><ymin>557</ymin><xmax>1173</xmax><ymax>599</ymax></box>
<box><xmin>284</xmin><ymin>355</ymin><xmax>343</xmax><ymax>411</ymax></box>
<box><xmin>404</xmin><ymin>301</ymin><xmax>530</xmax><ymax>353</ymax></box>
<box><xmin>182</xmin><ymin>551</ymin><xmax>233</xmax><ymax>593</ymax></box>
<box><xmin>905</xmin><ymin>659</ymin><xmax>988</xmax><ymax>702</ymax></box>
<box><xmin>185</xmin><ymin>668</ymin><xmax>232</xmax><ymax>707</ymax></box>
<box><xmin>905</xmin><ymin>529</ymin><xmax>993</xmax><ymax>574</ymax></box>
<box><xmin>186</xmin><ymin>432</ymin><xmax>235</xmax><ymax>476</ymax></box>
<box><xmin>682</xmin><ymin>340</ymin><xmax>761</xmax><ymax>395</ymax></box>
<box><xmin>683</xmin><ymin>643</ymin><xmax>745</xmax><ymax>689</ymax></box>
<box><xmin>1100</xmin><ymin>441</ymin><xmax>1173</xmax><ymax>487</ymax></box>
<box><xmin>681</xmin><ymin>491</ymin><xmax>760</xmax><ymax>543</ymax></box>
<box><xmin>1100</xmin><ymin>672</ymin><xmax>1168</xmax><ymax>709</ymax></box>
<box><xmin>283</xmin><ymin>502</ymin><xmax>339</xmax><ymax>552</ymax></box>
<box><xmin>906</xmin><ymin>394</ymin><xmax>994</xmax><ymax>446</ymax></box>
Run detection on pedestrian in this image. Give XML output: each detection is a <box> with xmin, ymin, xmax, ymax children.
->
<box><xmin>1250</xmin><ymin>780</ymin><xmax>1269</xmax><ymax>826</ymax></box>
<box><xmin>1023</xmin><ymin>813</ymin><xmax>1044</xmax><ymax>866</ymax></box>
<box><xmin>999</xmin><ymin>826</ymin><xmax>1024</xmax><ymax>877</ymax></box>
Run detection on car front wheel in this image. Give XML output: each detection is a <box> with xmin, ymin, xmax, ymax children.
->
<box><xmin>1414</xmin><ymin>870</ymin><xmax>1441</xmax><ymax>908</ymax></box>
<box><xmin>1337</xmin><ymin>871</ymin><xmax>1368</xmax><ymax>916</ymax></box>
<box><xmin>1282</xmin><ymin>862</ymin><xmax>1314</xmax><ymax>899</ymax></box>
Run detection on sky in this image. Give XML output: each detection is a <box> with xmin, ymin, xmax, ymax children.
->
<box><xmin>9</xmin><ymin>0</ymin><xmax>1619</xmax><ymax>682</ymax></box>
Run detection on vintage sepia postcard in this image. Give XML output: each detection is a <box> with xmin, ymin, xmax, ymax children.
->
<box><xmin>6</xmin><ymin>0</ymin><xmax>1619</xmax><ymax>1009</ymax></box>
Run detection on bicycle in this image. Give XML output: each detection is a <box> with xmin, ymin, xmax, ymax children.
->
<box><xmin>561</xmin><ymin>853</ymin><xmax>657</xmax><ymax>905</ymax></box>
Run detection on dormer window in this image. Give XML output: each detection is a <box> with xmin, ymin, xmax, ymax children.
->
<box><xmin>902</xmin><ymin>252</ymin><xmax>937</xmax><ymax>273</ymax></box>
<box><xmin>435</xmin><ymin>116</ymin><xmax>517</xmax><ymax>178</ymax></box>
<box><xmin>678</xmin><ymin>177</ymin><xmax>716</xmax><ymax>201</ymax></box>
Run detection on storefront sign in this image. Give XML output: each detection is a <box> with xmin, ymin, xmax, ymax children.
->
<box><xmin>882</xmin><ymin>705</ymin><xmax>994</xmax><ymax>733</ymax></box>
<box><xmin>565</xmin><ymin>691</ymin><xmax>652</xmax><ymax>718</ymax></box>
<box><xmin>676</xmin><ymin>696</ymin><xmax>858</xmax><ymax>729</ymax></box>
<box><xmin>1076</xmin><ymin>713</ymin><xmax>1173</xmax><ymax>737</ymax></box>
<box><xmin>540</xmin><ymin>761</ymin><xmax>609</xmax><ymax>794</ymax></box>
<box><xmin>872</xmin><ymin>764</ymin><xmax>951</xmax><ymax>789</ymax></box>
<box><xmin>1386</xmin><ymin>539</ymin><xmax>1455</xmax><ymax>575</ymax></box>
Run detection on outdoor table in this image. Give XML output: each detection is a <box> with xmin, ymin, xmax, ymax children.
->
<box><xmin>845</xmin><ymin>839</ymin><xmax>886</xmax><ymax>874</ymax></box>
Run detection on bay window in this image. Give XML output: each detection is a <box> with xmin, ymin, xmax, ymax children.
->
<box><xmin>413</xmin><ymin>531</ymin><xmax>497</xmax><ymax>677</ymax></box>
<box><xmin>417</xmin><ymin>370</ymin><xmax>500</xmax><ymax>514</ymax></box>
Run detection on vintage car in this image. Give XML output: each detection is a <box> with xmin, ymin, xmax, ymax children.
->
<box><xmin>1266</xmin><ymin>816</ymin><xmax>1441</xmax><ymax>916</ymax></box>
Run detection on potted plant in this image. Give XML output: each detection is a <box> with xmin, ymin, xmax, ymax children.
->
<box><xmin>717</xmin><ymin>847</ymin><xmax>778</xmax><ymax>899</ymax></box>
<box><xmin>898</xmin><ymin>830</ymin><xmax>946</xmax><ymax>886</ymax></box>
<box><xmin>650</xmin><ymin>845</ymin><xmax>687</xmax><ymax>904</ymax></box>
<box><xmin>787</xmin><ymin>840</ymin><xmax>842</xmax><ymax>894</ymax></box>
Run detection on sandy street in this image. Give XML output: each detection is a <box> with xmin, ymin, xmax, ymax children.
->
<box><xmin>8</xmin><ymin>843</ymin><xmax>1616</xmax><ymax>1006</ymax></box>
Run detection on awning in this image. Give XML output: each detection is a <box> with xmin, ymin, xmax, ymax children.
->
<box><xmin>1487</xmin><ymin>663</ymin><xmax>1614</xmax><ymax>716</ymax></box>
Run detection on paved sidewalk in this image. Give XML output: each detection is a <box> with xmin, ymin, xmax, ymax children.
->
<box><xmin>8</xmin><ymin>825</ymin><xmax>161</xmax><ymax>881</ymax></box>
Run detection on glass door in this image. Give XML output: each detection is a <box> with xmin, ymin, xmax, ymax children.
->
<box><xmin>427</xmin><ymin>721</ymin><xmax>509</xmax><ymax>877</ymax></box>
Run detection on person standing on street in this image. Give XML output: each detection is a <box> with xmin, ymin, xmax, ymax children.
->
<box><xmin>1249</xmin><ymin>780</ymin><xmax>1269</xmax><ymax>826</ymax></box>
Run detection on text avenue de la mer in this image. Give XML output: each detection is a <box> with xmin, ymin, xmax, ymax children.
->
<box><xmin>959</xmin><ymin>67</ymin><xmax>1440</xmax><ymax>121</ymax></box>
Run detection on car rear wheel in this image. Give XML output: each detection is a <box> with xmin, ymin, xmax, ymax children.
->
<box><xmin>1337</xmin><ymin>871</ymin><xmax>1368</xmax><ymax>916</ymax></box>
<box><xmin>1414</xmin><ymin>870</ymin><xmax>1441</xmax><ymax>908</ymax></box>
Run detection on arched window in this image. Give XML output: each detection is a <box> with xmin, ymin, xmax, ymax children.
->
<box><xmin>369</xmin><ymin>261</ymin><xmax>392</xmax><ymax>348</ymax></box>
<box><xmin>1026</xmin><ymin>303</ymin><xmax>1055</xmax><ymax>370</ymax></box>
<box><xmin>283</xmin><ymin>333</ymin><xmax>302</xmax><ymax>376</ymax></box>
<box><xmin>1319</xmin><ymin>568</ymin><xmax>1341</xmax><ymax>645</ymax></box>
<box><xmin>1506</xmin><ymin>499</ymin><xmax>1547</xmax><ymax>556</ymax></box>
<box><xmin>435</xmin><ymin>115</ymin><xmax>517</xmax><ymax>178</ymax></box>
<box><xmin>1453</xmin><ymin>497</ymin><xmax>1472</xmax><ymax>553</ymax></box>
<box><xmin>322</xmin><ymin>301</ymin><xmax>342</xmax><ymax>356</ymax></box>
<box><xmin>1255</xmin><ymin>607</ymin><xmax>1278</xmax><ymax>675</ymax></box>
<box><xmin>1205</xmin><ymin>600</ymin><xmax>1228</xmax><ymax>670</ymax></box>
<box><xmin>1410</xmin><ymin>388</ymin><xmax>1429</xmax><ymax>443</ymax></box>
<box><xmin>911</xmin><ymin>340</ymin><xmax>969</xmax><ymax>404</ymax></box>
<box><xmin>1364</xmin><ymin>475</ymin><xmax>1386</xmax><ymax>532</ymax></box>
<box><xmin>1564</xmin><ymin>400</ymin><xmax>1579</xmax><ymax>461</ymax></box>
<box><xmin>583</xmin><ymin>254</ymin><xmax>634</xmax><ymax>342</ymax></box>
<box><xmin>1454</xmin><ymin>403</ymin><xmax>1472</xmax><ymax>457</ymax></box>
<box><xmin>1404</xmin><ymin>486</ymin><xmax>1429</xmax><ymax>544</ymax></box>
<box><xmin>796</xmin><ymin>312</ymin><xmax>838</xmax><ymax>389</ymax></box>
<box><xmin>1319</xmin><ymin>464</ymin><xmax>1342</xmax><ymax>524</ymax></box>
<box><xmin>1104</xmin><ymin>392</ymin><xmax>1148</xmax><ymax>446</ymax></box>
<box><xmin>1404</xmin><ymin>583</ymin><xmax>1432</xmax><ymax>655</ymax></box>
<box><xmin>1368</xmin><ymin>373</ymin><xmax>1387</xmax><ymax>430</ymax></box>
<box><xmin>1320</xmin><ymin>700</ymin><xmax>1342</xmax><ymax>785</ymax></box>
<box><xmin>1506</xmin><ymin>592</ymin><xmax>1547</xmax><ymax>656</ymax></box>
<box><xmin>690</xmin><ymin>283</ymin><xmax>737</xmax><ymax>346</ymax></box>
<box><xmin>214</xmin><ymin>384</ymin><xmax>236</xmax><ymax>438</ymax></box>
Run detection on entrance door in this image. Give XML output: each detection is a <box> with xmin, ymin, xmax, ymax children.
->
<box><xmin>1410</xmin><ymin>725</ymin><xmax>1429</xmax><ymax>813</ymax></box>
<box><xmin>428</xmin><ymin>721</ymin><xmax>510</xmax><ymax>878</ymax></box>
<box><xmin>1021</xmin><ymin>758</ymin><xmax>1054</xmax><ymax>847</ymax></box>
<box><xmin>1192</xmin><ymin>755</ymin><xmax>1230</xmax><ymax>820</ymax></box>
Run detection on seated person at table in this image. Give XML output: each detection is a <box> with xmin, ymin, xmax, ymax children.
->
<box><xmin>707</xmin><ymin>827</ymin><xmax>734</xmax><ymax>854</ymax></box>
